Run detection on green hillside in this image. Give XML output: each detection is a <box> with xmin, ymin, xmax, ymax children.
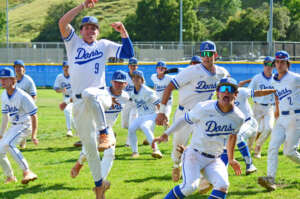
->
<box><xmin>3</xmin><ymin>0</ymin><xmax>141</xmax><ymax>42</ymax></box>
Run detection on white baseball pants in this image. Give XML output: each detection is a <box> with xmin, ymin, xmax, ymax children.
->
<box><xmin>64</xmin><ymin>103</ymin><xmax>73</xmax><ymax>131</ymax></box>
<box><xmin>78</xmin><ymin>128</ymin><xmax>116</xmax><ymax>179</ymax></box>
<box><xmin>121</xmin><ymin>101</ymin><xmax>138</xmax><ymax>129</ymax></box>
<box><xmin>237</xmin><ymin>117</ymin><xmax>258</xmax><ymax>143</ymax></box>
<box><xmin>179</xmin><ymin>147</ymin><xmax>229</xmax><ymax>196</ymax></box>
<box><xmin>172</xmin><ymin>107</ymin><xmax>192</xmax><ymax>166</ymax></box>
<box><xmin>72</xmin><ymin>87</ymin><xmax>112</xmax><ymax>182</ymax></box>
<box><xmin>128</xmin><ymin>113</ymin><xmax>158</xmax><ymax>153</ymax></box>
<box><xmin>0</xmin><ymin>123</ymin><xmax>31</xmax><ymax>177</ymax></box>
<box><xmin>267</xmin><ymin>113</ymin><xmax>300</xmax><ymax>178</ymax></box>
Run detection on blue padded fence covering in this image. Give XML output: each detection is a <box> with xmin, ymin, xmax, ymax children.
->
<box><xmin>1</xmin><ymin>62</ymin><xmax>300</xmax><ymax>88</ymax></box>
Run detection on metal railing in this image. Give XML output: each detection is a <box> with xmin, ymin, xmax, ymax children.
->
<box><xmin>1</xmin><ymin>41</ymin><xmax>300</xmax><ymax>63</ymax></box>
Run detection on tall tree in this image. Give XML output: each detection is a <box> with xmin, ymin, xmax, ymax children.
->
<box><xmin>32</xmin><ymin>1</ymin><xmax>87</xmax><ymax>42</ymax></box>
<box><xmin>0</xmin><ymin>11</ymin><xmax>5</xmax><ymax>39</ymax></box>
<box><xmin>114</xmin><ymin>0</ymin><xmax>207</xmax><ymax>42</ymax></box>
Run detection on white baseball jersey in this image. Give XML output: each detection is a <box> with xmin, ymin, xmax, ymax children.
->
<box><xmin>124</xmin><ymin>72</ymin><xmax>134</xmax><ymax>92</ymax></box>
<box><xmin>16</xmin><ymin>74</ymin><xmax>37</xmax><ymax>97</ymax></box>
<box><xmin>105</xmin><ymin>88</ymin><xmax>130</xmax><ymax>127</ymax></box>
<box><xmin>130</xmin><ymin>85</ymin><xmax>160</xmax><ymax>116</ymax></box>
<box><xmin>151</xmin><ymin>74</ymin><xmax>173</xmax><ymax>104</ymax></box>
<box><xmin>171</xmin><ymin>63</ymin><xmax>229</xmax><ymax>110</ymax></box>
<box><xmin>248</xmin><ymin>72</ymin><xmax>275</xmax><ymax>104</ymax></box>
<box><xmin>184</xmin><ymin>100</ymin><xmax>244</xmax><ymax>156</ymax></box>
<box><xmin>53</xmin><ymin>73</ymin><xmax>72</xmax><ymax>97</ymax></box>
<box><xmin>235</xmin><ymin>87</ymin><xmax>255</xmax><ymax>119</ymax></box>
<box><xmin>1</xmin><ymin>88</ymin><xmax>37</xmax><ymax>124</ymax></box>
<box><xmin>64</xmin><ymin>26</ymin><xmax>122</xmax><ymax>95</ymax></box>
<box><xmin>272</xmin><ymin>71</ymin><xmax>300</xmax><ymax>111</ymax></box>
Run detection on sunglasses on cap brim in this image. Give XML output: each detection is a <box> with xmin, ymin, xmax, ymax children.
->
<box><xmin>219</xmin><ymin>85</ymin><xmax>236</xmax><ymax>93</ymax></box>
<box><xmin>264</xmin><ymin>62</ymin><xmax>273</xmax><ymax>67</ymax></box>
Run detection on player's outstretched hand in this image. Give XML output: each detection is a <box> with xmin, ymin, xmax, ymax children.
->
<box><xmin>59</xmin><ymin>102</ymin><xmax>67</xmax><ymax>111</ymax></box>
<box><xmin>111</xmin><ymin>97</ymin><xmax>120</xmax><ymax>109</ymax></box>
<box><xmin>32</xmin><ymin>137</ymin><xmax>39</xmax><ymax>146</ymax></box>
<box><xmin>83</xmin><ymin>0</ymin><xmax>97</xmax><ymax>9</ymax></box>
<box><xmin>156</xmin><ymin>113</ymin><xmax>168</xmax><ymax>126</ymax></box>
<box><xmin>152</xmin><ymin>133</ymin><xmax>168</xmax><ymax>148</ymax></box>
<box><xmin>111</xmin><ymin>22</ymin><xmax>127</xmax><ymax>34</ymax></box>
<box><xmin>229</xmin><ymin>159</ymin><xmax>241</xmax><ymax>176</ymax></box>
<box><xmin>176</xmin><ymin>144</ymin><xmax>186</xmax><ymax>154</ymax></box>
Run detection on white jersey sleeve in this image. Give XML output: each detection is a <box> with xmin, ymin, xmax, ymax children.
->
<box><xmin>184</xmin><ymin>102</ymin><xmax>205</xmax><ymax>125</ymax></box>
<box><xmin>16</xmin><ymin>75</ymin><xmax>37</xmax><ymax>97</ymax></box>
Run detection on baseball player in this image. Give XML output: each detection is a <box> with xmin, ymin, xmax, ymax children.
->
<box><xmin>151</xmin><ymin>61</ymin><xmax>174</xmax><ymax>120</ymax></box>
<box><xmin>248</xmin><ymin>56</ymin><xmax>276</xmax><ymax>158</ymax></box>
<box><xmin>0</xmin><ymin>68</ymin><xmax>38</xmax><ymax>184</ymax></box>
<box><xmin>53</xmin><ymin>61</ymin><xmax>74</xmax><ymax>137</ymax></box>
<box><xmin>258</xmin><ymin>51</ymin><xmax>300</xmax><ymax>191</ymax></box>
<box><xmin>13</xmin><ymin>60</ymin><xmax>37</xmax><ymax>149</ymax></box>
<box><xmin>122</xmin><ymin>58</ymin><xmax>139</xmax><ymax>146</ymax></box>
<box><xmin>156</xmin><ymin>41</ymin><xmax>229</xmax><ymax>182</ymax></box>
<box><xmin>59</xmin><ymin>0</ymin><xmax>134</xmax><ymax>198</ymax></box>
<box><xmin>70</xmin><ymin>70</ymin><xmax>129</xmax><ymax>180</ymax></box>
<box><xmin>234</xmin><ymin>86</ymin><xmax>276</xmax><ymax>175</ymax></box>
<box><xmin>128</xmin><ymin>70</ymin><xmax>163</xmax><ymax>158</ymax></box>
<box><xmin>153</xmin><ymin>77</ymin><xmax>244</xmax><ymax>199</ymax></box>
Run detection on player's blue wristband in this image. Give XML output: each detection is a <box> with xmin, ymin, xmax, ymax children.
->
<box><xmin>119</xmin><ymin>38</ymin><xmax>134</xmax><ymax>59</ymax></box>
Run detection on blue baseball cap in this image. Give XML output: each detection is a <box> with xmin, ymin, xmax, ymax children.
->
<box><xmin>132</xmin><ymin>70</ymin><xmax>144</xmax><ymax>80</ymax></box>
<box><xmin>200</xmin><ymin>41</ymin><xmax>216</xmax><ymax>52</ymax></box>
<box><xmin>275</xmin><ymin>51</ymin><xmax>290</xmax><ymax>61</ymax></box>
<box><xmin>112</xmin><ymin>70</ymin><xmax>127</xmax><ymax>82</ymax></box>
<box><xmin>62</xmin><ymin>61</ymin><xmax>69</xmax><ymax>67</ymax></box>
<box><xmin>264</xmin><ymin>56</ymin><xmax>274</xmax><ymax>63</ymax></box>
<box><xmin>0</xmin><ymin>67</ymin><xmax>16</xmax><ymax>78</ymax></box>
<box><xmin>156</xmin><ymin>61</ymin><xmax>166</xmax><ymax>68</ymax></box>
<box><xmin>217</xmin><ymin>77</ymin><xmax>238</xmax><ymax>90</ymax></box>
<box><xmin>13</xmin><ymin>60</ymin><xmax>25</xmax><ymax>67</ymax></box>
<box><xmin>128</xmin><ymin>58</ymin><xmax>138</xmax><ymax>65</ymax></box>
<box><xmin>80</xmin><ymin>16</ymin><xmax>99</xmax><ymax>29</ymax></box>
<box><xmin>190</xmin><ymin>56</ymin><xmax>202</xmax><ymax>64</ymax></box>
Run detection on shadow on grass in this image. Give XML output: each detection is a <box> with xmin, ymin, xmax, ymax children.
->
<box><xmin>115</xmin><ymin>153</ymin><xmax>162</xmax><ymax>161</ymax></box>
<box><xmin>0</xmin><ymin>183</ymin><xmax>87</xmax><ymax>199</ymax></box>
<box><xmin>135</xmin><ymin>191</ymin><xmax>162</xmax><ymax>199</ymax></box>
<box><xmin>21</xmin><ymin>146</ymin><xmax>80</xmax><ymax>153</ymax></box>
<box><xmin>124</xmin><ymin>174</ymin><xmax>171</xmax><ymax>183</ymax></box>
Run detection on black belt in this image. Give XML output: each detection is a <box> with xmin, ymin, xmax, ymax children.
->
<box><xmin>194</xmin><ymin>149</ymin><xmax>220</xmax><ymax>159</ymax></box>
<box><xmin>178</xmin><ymin>105</ymin><xmax>184</xmax><ymax>111</ymax></box>
<box><xmin>65</xmin><ymin>95</ymin><xmax>70</xmax><ymax>97</ymax></box>
<box><xmin>75</xmin><ymin>87</ymin><xmax>105</xmax><ymax>99</ymax></box>
<box><xmin>281</xmin><ymin>109</ymin><xmax>300</xmax><ymax>115</ymax></box>
<box><xmin>255</xmin><ymin>102</ymin><xmax>275</xmax><ymax>106</ymax></box>
<box><xmin>245</xmin><ymin>117</ymin><xmax>251</xmax><ymax>122</ymax></box>
<box><xmin>12</xmin><ymin>122</ymin><xmax>25</xmax><ymax>125</ymax></box>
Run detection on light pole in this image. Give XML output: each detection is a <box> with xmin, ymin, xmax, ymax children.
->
<box><xmin>267</xmin><ymin>0</ymin><xmax>273</xmax><ymax>56</ymax></box>
<box><xmin>6</xmin><ymin>0</ymin><xmax>9</xmax><ymax>48</ymax></box>
<box><xmin>179</xmin><ymin>0</ymin><xmax>183</xmax><ymax>46</ymax></box>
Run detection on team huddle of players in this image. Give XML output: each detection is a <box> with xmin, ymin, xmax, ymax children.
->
<box><xmin>1</xmin><ymin>1</ymin><xmax>300</xmax><ymax>198</ymax></box>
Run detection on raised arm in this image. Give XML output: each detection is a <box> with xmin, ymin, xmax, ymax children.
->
<box><xmin>253</xmin><ymin>89</ymin><xmax>276</xmax><ymax>97</ymax></box>
<box><xmin>59</xmin><ymin>0</ymin><xmax>96</xmax><ymax>38</ymax></box>
<box><xmin>238</xmin><ymin>79</ymin><xmax>251</xmax><ymax>87</ymax></box>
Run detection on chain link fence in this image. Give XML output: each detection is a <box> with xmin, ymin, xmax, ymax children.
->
<box><xmin>1</xmin><ymin>41</ymin><xmax>300</xmax><ymax>63</ymax></box>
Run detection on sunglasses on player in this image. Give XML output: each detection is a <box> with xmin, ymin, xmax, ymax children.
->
<box><xmin>264</xmin><ymin>62</ymin><xmax>273</xmax><ymax>67</ymax></box>
<box><xmin>219</xmin><ymin>85</ymin><xmax>236</xmax><ymax>93</ymax></box>
<box><xmin>200</xmin><ymin>51</ymin><xmax>214</xmax><ymax>57</ymax></box>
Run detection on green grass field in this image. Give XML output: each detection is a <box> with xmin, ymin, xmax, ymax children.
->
<box><xmin>0</xmin><ymin>89</ymin><xmax>299</xmax><ymax>199</ymax></box>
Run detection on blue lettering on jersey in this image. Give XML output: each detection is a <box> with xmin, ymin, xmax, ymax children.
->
<box><xmin>61</xmin><ymin>82</ymin><xmax>71</xmax><ymax>90</ymax></box>
<box><xmin>234</xmin><ymin>101</ymin><xmax>240</xmax><ymax>106</ymax></box>
<box><xmin>125</xmin><ymin>85</ymin><xmax>134</xmax><ymax>92</ymax></box>
<box><xmin>155</xmin><ymin>85</ymin><xmax>166</xmax><ymax>92</ymax></box>
<box><xmin>134</xmin><ymin>99</ymin><xmax>149</xmax><ymax>111</ymax></box>
<box><xmin>205</xmin><ymin>121</ymin><xmax>234</xmax><ymax>133</ymax></box>
<box><xmin>74</xmin><ymin>48</ymin><xmax>103</xmax><ymax>65</ymax></box>
<box><xmin>259</xmin><ymin>84</ymin><xmax>273</xmax><ymax>89</ymax></box>
<box><xmin>276</xmin><ymin>88</ymin><xmax>292</xmax><ymax>100</ymax></box>
<box><xmin>195</xmin><ymin>81</ymin><xmax>216</xmax><ymax>93</ymax></box>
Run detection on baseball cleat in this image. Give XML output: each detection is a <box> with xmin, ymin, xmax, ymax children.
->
<box><xmin>21</xmin><ymin>171</ymin><xmax>37</xmax><ymax>184</ymax></box>
<box><xmin>98</xmin><ymin>133</ymin><xmax>115</xmax><ymax>152</ymax></box>
<box><xmin>198</xmin><ymin>178</ymin><xmax>213</xmax><ymax>194</ymax></box>
<box><xmin>73</xmin><ymin>140</ymin><xmax>82</xmax><ymax>147</ymax></box>
<box><xmin>66</xmin><ymin>130</ymin><xmax>73</xmax><ymax>137</ymax></box>
<box><xmin>4</xmin><ymin>176</ymin><xmax>17</xmax><ymax>184</ymax></box>
<box><xmin>93</xmin><ymin>180</ymin><xmax>111</xmax><ymax>199</ymax></box>
<box><xmin>172</xmin><ymin>167</ymin><xmax>181</xmax><ymax>182</ymax></box>
<box><xmin>131</xmin><ymin>152</ymin><xmax>139</xmax><ymax>158</ymax></box>
<box><xmin>253</xmin><ymin>153</ymin><xmax>261</xmax><ymax>159</ymax></box>
<box><xmin>143</xmin><ymin>139</ymin><xmax>150</xmax><ymax>145</ymax></box>
<box><xmin>151</xmin><ymin>150</ymin><xmax>163</xmax><ymax>159</ymax></box>
<box><xmin>71</xmin><ymin>161</ymin><xmax>83</xmax><ymax>178</ymax></box>
<box><xmin>246</xmin><ymin>164</ymin><xmax>257</xmax><ymax>175</ymax></box>
<box><xmin>258</xmin><ymin>176</ymin><xmax>276</xmax><ymax>191</ymax></box>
